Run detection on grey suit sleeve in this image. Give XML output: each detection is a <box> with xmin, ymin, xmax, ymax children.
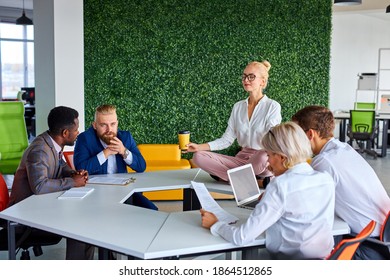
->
<box><xmin>60</xmin><ymin>160</ymin><xmax>76</xmax><ymax>177</ymax></box>
<box><xmin>26</xmin><ymin>146</ymin><xmax>75</xmax><ymax>194</ymax></box>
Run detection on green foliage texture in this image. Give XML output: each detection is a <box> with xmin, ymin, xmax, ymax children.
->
<box><xmin>84</xmin><ymin>0</ymin><xmax>331</xmax><ymax>156</ymax></box>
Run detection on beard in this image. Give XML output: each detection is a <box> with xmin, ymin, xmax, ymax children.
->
<box><xmin>100</xmin><ymin>131</ymin><xmax>117</xmax><ymax>145</ymax></box>
<box><xmin>64</xmin><ymin>139</ymin><xmax>76</xmax><ymax>147</ymax></box>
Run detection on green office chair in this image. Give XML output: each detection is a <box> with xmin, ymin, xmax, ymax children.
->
<box><xmin>347</xmin><ymin>110</ymin><xmax>378</xmax><ymax>159</ymax></box>
<box><xmin>354</xmin><ymin>102</ymin><xmax>376</xmax><ymax>110</ymax></box>
<box><xmin>0</xmin><ymin>102</ymin><xmax>29</xmax><ymax>174</ymax></box>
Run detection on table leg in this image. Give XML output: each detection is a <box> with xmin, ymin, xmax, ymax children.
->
<box><xmin>98</xmin><ymin>247</ymin><xmax>110</xmax><ymax>260</ymax></box>
<box><xmin>339</xmin><ymin>119</ymin><xmax>347</xmax><ymax>142</ymax></box>
<box><xmin>380</xmin><ymin>119</ymin><xmax>389</xmax><ymax>157</ymax></box>
<box><xmin>7</xmin><ymin>221</ymin><xmax>17</xmax><ymax>260</ymax></box>
<box><xmin>183</xmin><ymin>188</ymin><xmax>200</xmax><ymax>211</ymax></box>
<box><xmin>241</xmin><ymin>247</ymin><xmax>259</xmax><ymax>260</ymax></box>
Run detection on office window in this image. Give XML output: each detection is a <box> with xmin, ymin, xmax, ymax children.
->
<box><xmin>0</xmin><ymin>23</ymin><xmax>34</xmax><ymax>100</ymax></box>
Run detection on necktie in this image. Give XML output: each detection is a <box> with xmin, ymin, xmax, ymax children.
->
<box><xmin>56</xmin><ymin>151</ymin><xmax>63</xmax><ymax>178</ymax></box>
<box><xmin>59</xmin><ymin>151</ymin><xmax>63</xmax><ymax>163</ymax></box>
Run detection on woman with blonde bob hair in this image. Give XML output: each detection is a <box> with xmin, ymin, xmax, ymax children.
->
<box><xmin>261</xmin><ymin>121</ymin><xmax>312</xmax><ymax>173</ymax></box>
<box><xmin>200</xmin><ymin>122</ymin><xmax>336</xmax><ymax>259</ymax></box>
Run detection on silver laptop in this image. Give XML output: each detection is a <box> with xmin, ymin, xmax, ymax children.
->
<box><xmin>227</xmin><ymin>164</ymin><xmax>263</xmax><ymax>210</ymax></box>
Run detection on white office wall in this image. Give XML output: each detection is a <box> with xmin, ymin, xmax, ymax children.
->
<box><xmin>34</xmin><ymin>0</ymin><xmax>84</xmax><ymax>135</ymax></box>
<box><xmin>330</xmin><ymin>12</ymin><xmax>390</xmax><ymax>112</ymax></box>
<box><xmin>54</xmin><ymin>0</ymin><xmax>84</xmax><ymax>130</ymax></box>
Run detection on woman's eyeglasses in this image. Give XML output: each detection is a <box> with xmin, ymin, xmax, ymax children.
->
<box><xmin>241</xmin><ymin>74</ymin><xmax>256</xmax><ymax>82</ymax></box>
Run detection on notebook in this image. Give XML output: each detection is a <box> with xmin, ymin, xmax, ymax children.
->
<box><xmin>227</xmin><ymin>164</ymin><xmax>263</xmax><ymax>210</ymax></box>
<box><xmin>58</xmin><ymin>187</ymin><xmax>94</xmax><ymax>200</ymax></box>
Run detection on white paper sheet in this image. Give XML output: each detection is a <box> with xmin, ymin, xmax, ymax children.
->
<box><xmin>191</xmin><ymin>181</ymin><xmax>238</xmax><ymax>224</ymax></box>
<box><xmin>58</xmin><ymin>187</ymin><xmax>94</xmax><ymax>199</ymax></box>
<box><xmin>87</xmin><ymin>176</ymin><xmax>136</xmax><ymax>185</ymax></box>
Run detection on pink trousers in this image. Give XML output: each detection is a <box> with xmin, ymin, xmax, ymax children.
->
<box><xmin>192</xmin><ymin>147</ymin><xmax>272</xmax><ymax>182</ymax></box>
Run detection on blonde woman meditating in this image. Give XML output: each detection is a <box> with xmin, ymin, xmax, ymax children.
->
<box><xmin>187</xmin><ymin>60</ymin><xmax>281</xmax><ymax>187</ymax></box>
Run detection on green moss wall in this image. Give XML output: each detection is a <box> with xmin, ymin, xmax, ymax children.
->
<box><xmin>84</xmin><ymin>0</ymin><xmax>331</xmax><ymax>155</ymax></box>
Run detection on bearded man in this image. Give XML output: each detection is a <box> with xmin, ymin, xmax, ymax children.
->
<box><xmin>74</xmin><ymin>104</ymin><xmax>157</xmax><ymax>210</ymax></box>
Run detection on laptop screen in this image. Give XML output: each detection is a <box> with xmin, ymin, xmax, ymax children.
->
<box><xmin>227</xmin><ymin>164</ymin><xmax>261</xmax><ymax>205</ymax></box>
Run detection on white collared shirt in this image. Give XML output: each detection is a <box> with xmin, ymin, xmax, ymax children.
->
<box><xmin>48</xmin><ymin>135</ymin><xmax>63</xmax><ymax>159</ymax></box>
<box><xmin>311</xmin><ymin>137</ymin><xmax>390</xmax><ymax>236</ymax></box>
<box><xmin>208</xmin><ymin>95</ymin><xmax>281</xmax><ymax>151</ymax></box>
<box><xmin>96</xmin><ymin>139</ymin><xmax>133</xmax><ymax>174</ymax></box>
<box><xmin>210</xmin><ymin>163</ymin><xmax>335</xmax><ymax>259</ymax></box>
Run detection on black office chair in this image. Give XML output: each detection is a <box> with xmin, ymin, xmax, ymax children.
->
<box><xmin>361</xmin><ymin>211</ymin><xmax>390</xmax><ymax>259</ymax></box>
<box><xmin>0</xmin><ymin>173</ymin><xmax>62</xmax><ymax>259</ymax></box>
<box><xmin>326</xmin><ymin>220</ymin><xmax>376</xmax><ymax>260</ymax></box>
<box><xmin>347</xmin><ymin>110</ymin><xmax>378</xmax><ymax>159</ymax></box>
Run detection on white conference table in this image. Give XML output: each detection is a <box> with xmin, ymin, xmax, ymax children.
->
<box><xmin>334</xmin><ymin>111</ymin><xmax>390</xmax><ymax>157</ymax></box>
<box><xmin>144</xmin><ymin>208</ymin><xmax>349</xmax><ymax>260</ymax></box>
<box><xmin>1</xmin><ymin>186</ymin><xmax>169</xmax><ymax>259</ymax></box>
<box><xmin>193</xmin><ymin>169</ymin><xmax>235</xmax><ymax>195</ymax></box>
<box><xmin>0</xmin><ymin>168</ymin><xmax>350</xmax><ymax>260</ymax></box>
<box><xmin>146</xmin><ymin>207</ymin><xmax>262</xmax><ymax>260</ymax></box>
<box><xmin>89</xmin><ymin>168</ymin><xmax>231</xmax><ymax>210</ymax></box>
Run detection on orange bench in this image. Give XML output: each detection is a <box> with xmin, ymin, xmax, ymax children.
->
<box><xmin>131</xmin><ymin>144</ymin><xmax>191</xmax><ymax>200</ymax></box>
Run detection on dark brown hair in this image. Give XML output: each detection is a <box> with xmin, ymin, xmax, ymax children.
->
<box><xmin>291</xmin><ymin>105</ymin><xmax>334</xmax><ymax>139</ymax></box>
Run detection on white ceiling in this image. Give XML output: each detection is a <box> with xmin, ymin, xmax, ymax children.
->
<box><xmin>0</xmin><ymin>0</ymin><xmax>33</xmax><ymax>10</ymax></box>
<box><xmin>333</xmin><ymin>0</ymin><xmax>390</xmax><ymax>22</ymax></box>
<box><xmin>0</xmin><ymin>0</ymin><xmax>389</xmax><ymax>15</ymax></box>
<box><xmin>333</xmin><ymin>0</ymin><xmax>389</xmax><ymax>12</ymax></box>
<box><xmin>0</xmin><ymin>0</ymin><xmax>389</xmax><ymax>25</ymax></box>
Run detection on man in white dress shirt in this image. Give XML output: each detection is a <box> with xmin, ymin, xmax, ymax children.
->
<box><xmin>292</xmin><ymin>105</ymin><xmax>390</xmax><ymax>259</ymax></box>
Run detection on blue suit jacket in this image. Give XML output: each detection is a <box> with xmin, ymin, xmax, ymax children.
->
<box><xmin>74</xmin><ymin>127</ymin><xmax>146</xmax><ymax>175</ymax></box>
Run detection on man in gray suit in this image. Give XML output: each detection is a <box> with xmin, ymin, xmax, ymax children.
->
<box><xmin>9</xmin><ymin>106</ymin><xmax>94</xmax><ymax>259</ymax></box>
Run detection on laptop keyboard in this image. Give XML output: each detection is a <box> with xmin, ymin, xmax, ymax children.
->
<box><xmin>239</xmin><ymin>200</ymin><xmax>259</xmax><ymax>210</ymax></box>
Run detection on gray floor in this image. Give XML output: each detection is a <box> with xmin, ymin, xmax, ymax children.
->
<box><xmin>1</xmin><ymin>152</ymin><xmax>390</xmax><ymax>260</ymax></box>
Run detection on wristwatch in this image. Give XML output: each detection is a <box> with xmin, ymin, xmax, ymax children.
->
<box><xmin>122</xmin><ymin>148</ymin><xmax>130</xmax><ymax>159</ymax></box>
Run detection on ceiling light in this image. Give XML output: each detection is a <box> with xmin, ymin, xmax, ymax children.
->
<box><xmin>16</xmin><ymin>0</ymin><xmax>33</xmax><ymax>25</ymax></box>
<box><xmin>334</xmin><ymin>0</ymin><xmax>362</xmax><ymax>6</ymax></box>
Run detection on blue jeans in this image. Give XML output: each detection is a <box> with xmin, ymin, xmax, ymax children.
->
<box><xmin>125</xmin><ymin>192</ymin><xmax>158</xmax><ymax>211</ymax></box>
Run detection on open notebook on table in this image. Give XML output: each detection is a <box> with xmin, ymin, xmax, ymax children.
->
<box><xmin>58</xmin><ymin>187</ymin><xmax>94</xmax><ymax>200</ymax></box>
